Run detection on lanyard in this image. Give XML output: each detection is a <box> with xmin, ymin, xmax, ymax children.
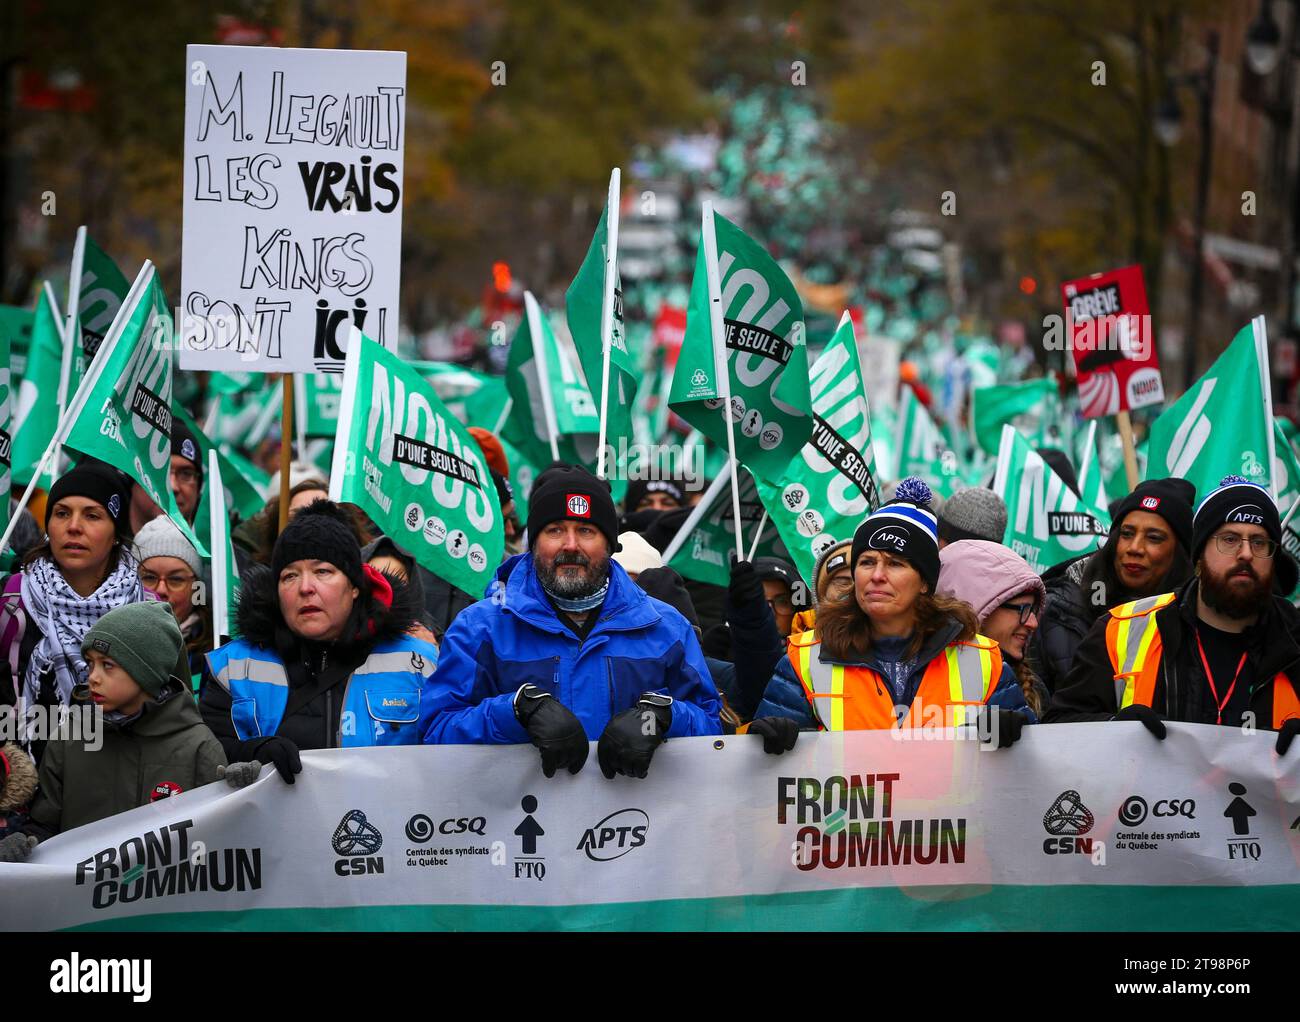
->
<box><xmin>1194</xmin><ymin>631</ymin><xmax>1247</xmax><ymax>726</ymax></box>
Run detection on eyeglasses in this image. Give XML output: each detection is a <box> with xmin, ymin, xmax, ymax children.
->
<box><xmin>138</xmin><ymin>570</ymin><xmax>196</xmax><ymax>592</ymax></box>
<box><xmin>1212</xmin><ymin>532</ymin><xmax>1276</xmax><ymax>558</ymax></box>
<box><xmin>999</xmin><ymin>600</ymin><xmax>1038</xmax><ymax>625</ymax></box>
<box><xmin>171</xmin><ymin>467</ymin><xmax>198</xmax><ymax>485</ymax></box>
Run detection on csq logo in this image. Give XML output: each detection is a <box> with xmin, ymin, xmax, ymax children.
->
<box><xmin>577</xmin><ymin>808</ymin><xmax>649</xmax><ymax>861</ymax></box>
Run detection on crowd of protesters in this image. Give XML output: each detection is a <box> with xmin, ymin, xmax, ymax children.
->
<box><xmin>2</xmin><ymin>417</ymin><xmax>1300</xmax><ymax>863</ymax></box>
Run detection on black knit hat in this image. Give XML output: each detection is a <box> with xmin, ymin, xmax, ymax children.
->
<box><xmin>1112</xmin><ymin>477</ymin><xmax>1196</xmax><ymax>553</ymax></box>
<box><xmin>272</xmin><ymin>500</ymin><xmax>364</xmax><ymax>585</ymax></box>
<box><xmin>490</xmin><ymin>470</ymin><xmax>513</xmax><ymax>508</ymax></box>
<box><xmin>1192</xmin><ymin>474</ymin><xmax>1298</xmax><ymax>594</ymax></box>
<box><xmin>850</xmin><ymin>476</ymin><xmax>941</xmax><ymax>590</ymax></box>
<box><xmin>526</xmin><ymin>464</ymin><xmax>621</xmax><ymax>552</ymax></box>
<box><xmin>635</xmin><ymin>566</ymin><xmax>699</xmax><ymax>628</ymax></box>
<box><xmin>45</xmin><ymin>460</ymin><xmax>129</xmax><ymax>530</ymax></box>
<box><xmin>624</xmin><ymin>477</ymin><xmax>687</xmax><ymax>511</ymax></box>
<box><xmin>171</xmin><ymin>420</ymin><xmax>203</xmax><ymax>480</ymax></box>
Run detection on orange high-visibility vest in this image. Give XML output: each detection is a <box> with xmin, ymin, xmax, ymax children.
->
<box><xmin>786</xmin><ymin>629</ymin><xmax>1003</xmax><ymax>731</ymax></box>
<box><xmin>1104</xmin><ymin>592</ymin><xmax>1300</xmax><ymax>728</ymax></box>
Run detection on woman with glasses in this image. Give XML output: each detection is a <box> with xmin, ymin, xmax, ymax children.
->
<box><xmin>936</xmin><ymin>540</ymin><xmax>1049</xmax><ymax>717</ymax></box>
<box><xmin>0</xmin><ymin>462</ymin><xmax>187</xmax><ymax>757</ymax></box>
<box><xmin>1046</xmin><ymin>475</ymin><xmax>1300</xmax><ymax>756</ymax></box>
<box><xmin>752</xmin><ymin>479</ymin><xmax>1035</xmax><ymax>744</ymax></box>
<box><xmin>133</xmin><ymin>516</ymin><xmax>210</xmax><ymax>694</ymax></box>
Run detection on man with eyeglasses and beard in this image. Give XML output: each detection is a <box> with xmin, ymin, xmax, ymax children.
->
<box><xmin>1046</xmin><ymin>475</ymin><xmax>1300</xmax><ymax>756</ymax></box>
<box><xmin>423</xmin><ymin>465</ymin><xmax>721</xmax><ymax>779</ymax></box>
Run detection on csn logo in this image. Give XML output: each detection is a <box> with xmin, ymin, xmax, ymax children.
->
<box><xmin>576</xmin><ymin>808</ymin><xmax>649</xmax><ymax>861</ymax></box>
<box><xmin>332</xmin><ymin>809</ymin><xmax>385</xmax><ymax>877</ymax></box>
<box><xmin>1041</xmin><ymin>790</ymin><xmax>1095</xmax><ymax>855</ymax></box>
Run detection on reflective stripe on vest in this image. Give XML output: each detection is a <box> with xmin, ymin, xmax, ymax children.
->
<box><xmin>1106</xmin><ymin>593</ymin><xmax>1176</xmax><ymax>710</ymax></box>
<box><xmin>1105</xmin><ymin>592</ymin><xmax>1300</xmax><ymax>728</ymax></box>
<box><xmin>206</xmin><ymin>637</ymin><xmax>439</xmax><ymax>747</ymax></box>
<box><xmin>787</xmin><ymin>630</ymin><xmax>1000</xmax><ymax>731</ymax></box>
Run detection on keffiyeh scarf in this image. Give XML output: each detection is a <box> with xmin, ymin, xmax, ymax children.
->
<box><xmin>21</xmin><ymin>555</ymin><xmax>144</xmax><ymax>705</ymax></box>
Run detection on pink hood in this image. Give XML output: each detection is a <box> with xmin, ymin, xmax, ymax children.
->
<box><xmin>936</xmin><ymin>540</ymin><xmax>1046</xmax><ymax>625</ymax></box>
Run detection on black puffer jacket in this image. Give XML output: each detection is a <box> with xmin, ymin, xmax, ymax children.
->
<box><xmin>1045</xmin><ymin>577</ymin><xmax>1300</xmax><ymax>728</ymax></box>
<box><xmin>1032</xmin><ymin>554</ymin><xmax>1098</xmax><ymax>694</ymax></box>
<box><xmin>199</xmin><ymin>563</ymin><xmax>425</xmax><ymax>760</ymax></box>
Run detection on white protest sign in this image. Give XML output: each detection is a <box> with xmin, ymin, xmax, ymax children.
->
<box><xmin>180</xmin><ymin>45</ymin><xmax>405</xmax><ymax>374</ymax></box>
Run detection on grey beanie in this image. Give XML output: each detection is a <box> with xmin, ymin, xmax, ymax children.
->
<box><xmin>132</xmin><ymin>516</ymin><xmax>202</xmax><ymax>577</ymax></box>
<box><xmin>937</xmin><ymin>487</ymin><xmax>1008</xmax><ymax>544</ymax></box>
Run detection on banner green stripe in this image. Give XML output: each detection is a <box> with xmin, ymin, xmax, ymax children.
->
<box><xmin>67</xmin><ymin>883</ymin><xmax>1300</xmax><ymax>932</ymax></box>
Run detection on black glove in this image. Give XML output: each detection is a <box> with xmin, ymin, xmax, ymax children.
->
<box><xmin>978</xmin><ymin>706</ymin><xmax>1028</xmax><ymax>749</ymax></box>
<box><xmin>1113</xmin><ymin>703</ymin><xmax>1167</xmax><ymax>740</ymax></box>
<box><xmin>0</xmin><ymin>832</ymin><xmax>36</xmax><ymax>863</ymax></box>
<box><xmin>747</xmin><ymin>716</ymin><xmax>800</xmax><ymax>754</ymax></box>
<box><xmin>1276</xmin><ymin>718</ymin><xmax>1300</xmax><ymax>755</ymax></box>
<box><xmin>514</xmin><ymin>685</ymin><xmax>589</xmax><ymax>778</ymax></box>
<box><xmin>598</xmin><ymin>694</ymin><xmax>673</xmax><ymax>779</ymax></box>
<box><xmin>728</xmin><ymin>560</ymin><xmax>764</xmax><ymax>609</ymax></box>
<box><xmin>251</xmin><ymin>736</ymin><xmax>303</xmax><ymax>783</ymax></box>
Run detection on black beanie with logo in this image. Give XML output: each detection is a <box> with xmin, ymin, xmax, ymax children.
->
<box><xmin>526</xmin><ymin>465</ymin><xmax>621</xmax><ymax>552</ymax></box>
<box><xmin>1111</xmin><ymin>477</ymin><xmax>1196</xmax><ymax>554</ymax></box>
<box><xmin>271</xmin><ymin>500</ymin><xmax>364</xmax><ymax>586</ymax></box>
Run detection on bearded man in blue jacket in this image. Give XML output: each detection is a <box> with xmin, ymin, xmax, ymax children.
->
<box><xmin>423</xmin><ymin>464</ymin><xmax>721</xmax><ymax>778</ymax></box>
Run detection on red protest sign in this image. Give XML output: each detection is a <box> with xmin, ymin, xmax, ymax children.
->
<box><xmin>1062</xmin><ymin>264</ymin><xmax>1164</xmax><ymax>418</ymax></box>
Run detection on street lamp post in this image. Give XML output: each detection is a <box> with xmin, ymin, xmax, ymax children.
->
<box><xmin>1156</xmin><ymin>30</ymin><xmax>1220</xmax><ymax>394</ymax></box>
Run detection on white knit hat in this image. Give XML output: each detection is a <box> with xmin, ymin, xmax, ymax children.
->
<box><xmin>132</xmin><ymin>516</ymin><xmax>202</xmax><ymax>577</ymax></box>
<box><xmin>613</xmin><ymin>532</ymin><xmax>664</xmax><ymax>577</ymax></box>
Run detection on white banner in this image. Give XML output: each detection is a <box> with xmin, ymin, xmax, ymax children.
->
<box><xmin>2</xmin><ymin>725</ymin><xmax>1298</xmax><ymax>931</ymax></box>
<box><xmin>179</xmin><ymin>45</ymin><xmax>405</xmax><ymax>374</ymax></box>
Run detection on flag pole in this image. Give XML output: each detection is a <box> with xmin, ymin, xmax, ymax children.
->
<box><xmin>53</xmin><ymin>226</ymin><xmax>88</xmax><ymax>479</ymax></box>
<box><xmin>525</xmin><ymin>291</ymin><xmax>562</xmax><ymax>462</ymax></box>
<box><xmin>660</xmin><ymin>464</ymin><xmax>732</xmax><ymax>564</ymax></box>
<box><xmin>493</xmin><ymin>397</ymin><xmax>513</xmax><ymax>436</ymax></box>
<box><xmin>327</xmin><ymin>328</ymin><xmax>365</xmax><ymax>503</ymax></box>
<box><xmin>701</xmin><ymin>200</ymin><xmax>745</xmax><ymax>560</ymax></box>
<box><xmin>0</xmin><ymin>260</ymin><xmax>153</xmax><ymax>556</ymax></box>
<box><xmin>1256</xmin><ymin>315</ymin><xmax>1278</xmax><ymax>501</ymax></box>
<box><xmin>1115</xmin><ymin>410</ymin><xmax>1139</xmax><ymax>491</ymax></box>
<box><xmin>209</xmin><ymin>448</ymin><xmax>230</xmax><ymax>649</ymax></box>
<box><xmin>595</xmin><ymin>167</ymin><xmax>621</xmax><ymax>480</ymax></box>
<box><xmin>746</xmin><ymin>510</ymin><xmax>768</xmax><ymax>562</ymax></box>
<box><xmin>278</xmin><ymin>374</ymin><xmax>294</xmax><ymax>533</ymax></box>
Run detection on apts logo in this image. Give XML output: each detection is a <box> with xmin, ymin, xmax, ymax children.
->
<box><xmin>868</xmin><ymin>527</ymin><xmax>906</xmax><ymax>552</ymax></box>
<box><xmin>333</xmin><ymin>809</ymin><xmax>385</xmax><ymax>877</ymax></box>
<box><xmin>577</xmin><ymin>809</ymin><xmax>648</xmax><ymax>861</ymax></box>
<box><xmin>1042</xmin><ymin>789</ymin><xmax>1095</xmax><ymax>855</ymax></box>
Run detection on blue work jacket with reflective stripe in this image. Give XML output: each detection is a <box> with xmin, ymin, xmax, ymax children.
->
<box><xmin>206</xmin><ymin>636</ymin><xmax>440</xmax><ymax>747</ymax></box>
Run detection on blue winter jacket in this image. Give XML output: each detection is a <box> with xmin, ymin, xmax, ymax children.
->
<box><xmin>754</xmin><ymin>617</ymin><xmax>1039</xmax><ymax>728</ymax></box>
<box><xmin>423</xmin><ymin>554</ymin><xmax>722</xmax><ymax>744</ymax></box>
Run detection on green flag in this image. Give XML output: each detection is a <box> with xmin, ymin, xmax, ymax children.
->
<box><xmin>895</xmin><ymin>386</ymin><xmax>961</xmax><ymax>499</ymax></box>
<box><xmin>972</xmin><ymin>377</ymin><xmax>1057</xmax><ymax>456</ymax></box>
<box><xmin>1146</xmin><ymin>319</ymin><xmax>1275</xmax><ymax>498</ymax></box>
<box><xmin>11</xmin><ymin>284</ymin><xmax>64</xmax><ymax>488</ymax></box>
<box><xmin>173</xmin><ymin>402</ymin><xmax>265</xmax><ymax>556</ymax></box>
<box><xmin>755</xmin><ymin>313</ymin><xmax>879</xmax><ymax>584</ymax></box>
<box><xmin>668</xmin><ymin>207</ymin><xmax>813</xmax><ymax>482</ymax></box>
<box><xmin>303</xmin><ymin>372</ymin><xmax>345</xmax><ymax>438</ymax></box>
<box><xmin>61</xmin><ymin>230</ymin><xmax>131</xmax><ymax>415</ymax></box>
<box><xmin>62</xmin><ymin>263</ymin><xmax>206</xmax><ymax>555</ymax></box>
<box><xmin>1271</xmin><ymin>420</ymin><xmax>1300</xmax><ymax>604</ymax></box>
<box><xmin>566</xmin><ymin>174</ymin><xmax>637</xmax><ymax>469</ymax></box>
<box><xmin>1076</xmin><ymin>420</ymin><xmax>1111</xmax><ymax>517</ymax></box>
<box><xmin>665</xmin><ymin>464</ymin><xmax>792</xmax><ymax>588</ymax></box>
<box><xmin>503</xmin><ymin>291</ymin><xmax>601</xmax><ymax>470</ymax></box>
<box><xmin>993</xmin><ymin>424</ymin><xmax>1111</xmax><ymax>573</ymax></box>
<box><xmin>332</xmin><ymin>334</ymin><xmax>504</xmax><ymax>597</ymax></box>
<box><xmin>0</xmin><ymin>304</ymin><xmax>33</xmax><ymax>377</ymax></box>
<box><xmin>498</xmin><ymin>433</ymin><xmax>538</xmax><ymax>520</ymax></box>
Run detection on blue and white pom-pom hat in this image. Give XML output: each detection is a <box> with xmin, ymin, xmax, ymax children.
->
<box><xmin>1192</xmin><ymin>474</ymin><xmax>1298</xmax><ymax>592</ymax></box>
<box><xmin>850</xmin><ymin>477</ymin><xmax>941</xmax><ymax>590</ymax></box>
